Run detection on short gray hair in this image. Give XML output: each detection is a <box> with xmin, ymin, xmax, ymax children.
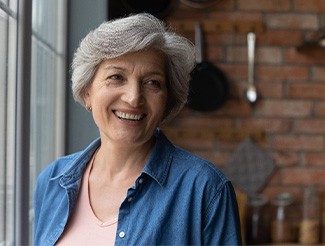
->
<box><xmin>72</xmin><ymin>13</ymin><xmax>195</xmax><ymax>122</ymax></box>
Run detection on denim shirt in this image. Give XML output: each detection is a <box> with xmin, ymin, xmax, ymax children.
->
<box><xmin>34</xmin><ymin>129</ymin><xmax>242</xmax><ymax>246</ymax></box>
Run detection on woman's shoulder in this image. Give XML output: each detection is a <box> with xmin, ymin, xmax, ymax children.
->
<box><xmin>156</xmin><ymin>130</ymin><xmax>229</xmax><ymax>187</ymax></box>
<box><xmin>37</xmin><ymin>138</ymin><xmax>101</xmax><ymax>182</ymax></box>
<box><xmin>37</xmin><ymin>152</ymin><xmax>83</xmax><ymax>182</ymax></box>
<box><xmin>171</xmin><ymin>146</ymin><xmax>230</xmax><ymax>187</ymax></box>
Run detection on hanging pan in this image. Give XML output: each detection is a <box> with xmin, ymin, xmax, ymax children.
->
<box><xmin>187</xmin><ymin>22</ymin><xmax>229</xmax><ymax>112</ymax></box>
<box><xmin>121</xmin><ymin>0</ymin><xmax>171</xmax><ymax>18</ymax></box>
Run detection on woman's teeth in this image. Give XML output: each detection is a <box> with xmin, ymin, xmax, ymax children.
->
<box><xmin>114</xmin><ymin>111</ymin><xmax>144</xmax><ymax>121</ymax></box>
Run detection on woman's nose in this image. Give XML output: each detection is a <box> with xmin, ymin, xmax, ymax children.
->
<box><xmin>121</xmin><ymin>82</ymin><xmax>144</xmax><ymax>107</ymax></box>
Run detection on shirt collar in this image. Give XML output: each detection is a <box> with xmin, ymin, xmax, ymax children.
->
<box><xmin>57</xmin><ymin>129</ymin><xmax>174</xmax><ymax>187</ymax></box>
<box><xmin>54</xmin><ymin>138</ymin><xmax>101</xmax><ymax>182</ymax></box>
<box><xmin>142</xmin><ymin>129</ymin><xmax>175</xmax><ymax>187</ymax></box>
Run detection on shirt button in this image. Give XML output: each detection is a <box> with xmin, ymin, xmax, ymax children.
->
<box><xmin>138</xmin><ymin>178</ymin><xmax>144</xmax><ymax>184</ymax></box>
<box><xmin>127</xmin><ymin>197</ymin><xmax>133</xmax><ymax>202</ymax></box>
<box><xmin>119</xmin><ymin>231</ymin><xmax>126</xmax><ymax>238</ymax></box>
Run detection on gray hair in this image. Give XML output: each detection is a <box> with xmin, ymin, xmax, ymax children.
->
<box><xmin>72</xmin><ymin>13</ymin><xmax>195</xmax><ymax>122</ymax></box>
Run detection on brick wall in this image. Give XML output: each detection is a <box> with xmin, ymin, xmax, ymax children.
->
<box><xmin>164</xmin><ymin>0</ymin><xmax>325</xmax><ymax>203</ymax></box>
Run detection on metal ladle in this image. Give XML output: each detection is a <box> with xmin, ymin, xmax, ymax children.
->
<box><xmin>245</xmin><ymin>32</ymin><xmax>258</xmax><ymax>105</ymax></box>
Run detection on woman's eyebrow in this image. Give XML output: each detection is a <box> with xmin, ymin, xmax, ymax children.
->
<box><xmin>103</xmin><ymin>65</ymin><xmax>126</xmax><ymax>71</ymax></box>
<box><xmin>104</xmin><ymin>65</ymin><xmax>165</xmax><ymax>76</ymax></box>
<box><xmin>146</xmin><ymin>71</ymin><xmax>166</xmax><ymax>77</ymax></box>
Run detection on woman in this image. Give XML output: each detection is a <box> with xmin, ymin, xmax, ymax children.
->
<box><xmin>34</xmin><ymin>13</ymin><xmax>242</xmax><ymax>245</ymax></box>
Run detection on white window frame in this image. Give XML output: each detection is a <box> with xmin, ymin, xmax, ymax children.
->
<box><xmin>0</xmin><ymin>0</ymin><xmax>67</xmax><ymax>244</ymax></box>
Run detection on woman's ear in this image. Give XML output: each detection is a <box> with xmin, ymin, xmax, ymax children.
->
<box><xmin>83</xmin><ymin>90</ymin><xmax>91</xmax><ymax>110</ymax></box>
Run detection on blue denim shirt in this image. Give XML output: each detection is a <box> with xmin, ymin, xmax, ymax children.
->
<box><xmin>34</xmin><ymin>129</ymin><xmax>242</xmax><ymax>245</ymax></box>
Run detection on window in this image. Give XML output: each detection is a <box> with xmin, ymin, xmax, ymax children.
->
<box><xmin>0</xmin><ymin>0</ymin><xmax>67</xmax><ymax>244</ymax></box>
<box><xmin>0</xmin><ymin>1</ymin><xmax>18</xmax><ymax>244</ymax></box>
<box><xmin>29</xmin><ymin>0</ymin><xmax>67</xmax><ymax>242</ymax></box>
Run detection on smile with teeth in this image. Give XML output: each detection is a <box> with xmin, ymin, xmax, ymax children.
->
<box><xmin>114</xmin><ymin>110</ymin><xmax>146</xmax><ymax>121</ymax></box>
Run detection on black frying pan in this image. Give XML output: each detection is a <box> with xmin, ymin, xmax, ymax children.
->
<box><xmin>187</xmin><ymin>23</ymin><xmax>229</xmax><ymax>112</ymax></box>
<box><xmin>121</xmin><ymin>0</ymin><xmax>171</xmax><ymax>18</ymax></box>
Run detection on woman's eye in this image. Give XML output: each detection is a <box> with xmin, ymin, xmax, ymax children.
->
<box><xmin>146</xmin><ymin>80</ymin><xmax>161</xmax><ymax>88</ymax></box>
<box><xmin>108</xmin><ymin>74</ymin><xmax>122</xmax><ymax>80</ymax></box>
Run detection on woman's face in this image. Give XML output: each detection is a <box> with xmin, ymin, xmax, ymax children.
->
<box><xmin>84</xmin><ymin>49</ymin><xmax>168</xmax><ymax>147</ymax></box>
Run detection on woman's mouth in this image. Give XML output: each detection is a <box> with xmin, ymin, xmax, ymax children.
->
<box><xmin>113</xmin><ymin>110</ymin><xmax>146</xmax><ymax>121</ymax></box>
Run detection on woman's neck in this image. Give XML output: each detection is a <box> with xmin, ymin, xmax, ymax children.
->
<box><xmin>90</xmin><ymin>136</ymin><xmax>155</xmax><ymax>185</ymax></box>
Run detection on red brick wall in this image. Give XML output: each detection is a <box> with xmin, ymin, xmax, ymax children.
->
<box><xmin>164</xmin><ymin>0</ymin><xmax>325</xmax><ymax>202</ymax></box>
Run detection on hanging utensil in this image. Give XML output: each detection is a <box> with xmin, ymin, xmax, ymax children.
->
<box><xmin>187</xmin><ymin>22</ymin><xmax>229</xmax><ymax>112</ymax></box>
<box><xmin>222</xmin><ymin>137</ymin><xmax>276</xmax><ymax>196</ymax></box>
<box><xmin>245</xmin><ymin>32</ymin><xmax>258</xmax><ymax>105</ymax></box>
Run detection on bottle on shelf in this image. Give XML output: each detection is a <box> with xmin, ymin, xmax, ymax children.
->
<box><xmin>299</xmin><ymin>186</ymin><xmax>320</xmax><ymax>245</ymax></box>
<box><xmin>246</xmin><ymin>194</ymin><xmax>271</xmax><ymax>245</ymax></box>
<box><xmin>271</xmin><ymin>192</ymin><xmax>295</xmax><ymax>244</ymax></box>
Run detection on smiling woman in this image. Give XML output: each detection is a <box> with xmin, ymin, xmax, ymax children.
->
<box><xmin>34</xmin><ymin>13</ymin><xmax>242</xmax><ymax>246</ymax></box>
<box><xmin>84</xmin><ymin>50</ymin><xmax>168</xmax><ymax>148</ymax></box>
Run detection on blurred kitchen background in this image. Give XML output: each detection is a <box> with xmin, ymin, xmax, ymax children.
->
<box><xmin>1</xmin><ymin>0</ymin><xmax>325</xmax><ymax>245</ymax></box>
<box><xmin>163</xmin><ymin>1</ymin><xmax>325</xmax><ymax>244</ymax></box>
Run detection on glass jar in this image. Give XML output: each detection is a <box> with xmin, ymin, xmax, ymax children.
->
<box><xmin>299</xmin><ymin>186</ymin><xmax>320</xmax><ymax>244</ymax></box>
<box><xmin>246</xmin><ymin>194</ymin><xmax>270</xmax><ymax>245</ymax></box>
<box><xmin>271</xmin><ymin>192</ymin><xmax>295</xmax><ymax>243</ymax></box>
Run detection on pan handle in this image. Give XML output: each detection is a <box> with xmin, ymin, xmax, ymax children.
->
<box><xmin>195</xmin><ymin>22</ymin><xmax>204</xmax><ymax>63</ymax></box>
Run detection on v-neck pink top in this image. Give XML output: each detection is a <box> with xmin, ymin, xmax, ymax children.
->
<box><xmin>56</xmin><ymin>154</ymin><xmax>118</xmax><ymax>245</ymax></box>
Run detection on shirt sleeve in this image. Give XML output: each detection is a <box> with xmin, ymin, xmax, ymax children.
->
<box><xmin>202</xmin><ymin>181</ymin><xmax>242</xmax><ymax>245</ymax></box>
<box><xmin>33</xmin><ymin>165</ymin><xmax>53</xmax><ymax>245</ymax></box>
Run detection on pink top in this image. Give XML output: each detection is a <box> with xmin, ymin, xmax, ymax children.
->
<box><xmin>56</xmin><ymin>153</ymin><xmax>118</xmax><ymax>245</ymax></box>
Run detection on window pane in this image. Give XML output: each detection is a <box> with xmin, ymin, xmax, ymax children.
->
<box><xmin>0</xmin><ymin>3</ymin><xmax>17</xmax><ymax>244</ymax></box>
<box><xmin>29</xmin><ymin>0</ymin><xmax>67</xmax><ymax>243</ymax></box>
<box><xmin>0</xmin><ymin>0</ymin><xmax>66</xmax><ymax>244</ymax></box>
<box><xmin>30</xmin><ymin>0</ymin><xmax>66</xmax><ymax>190</ymax></box>
<box><xmin>0</xmin><ymin>9</ymin><xmax>8</xmax><ymax>244</ymax></box>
